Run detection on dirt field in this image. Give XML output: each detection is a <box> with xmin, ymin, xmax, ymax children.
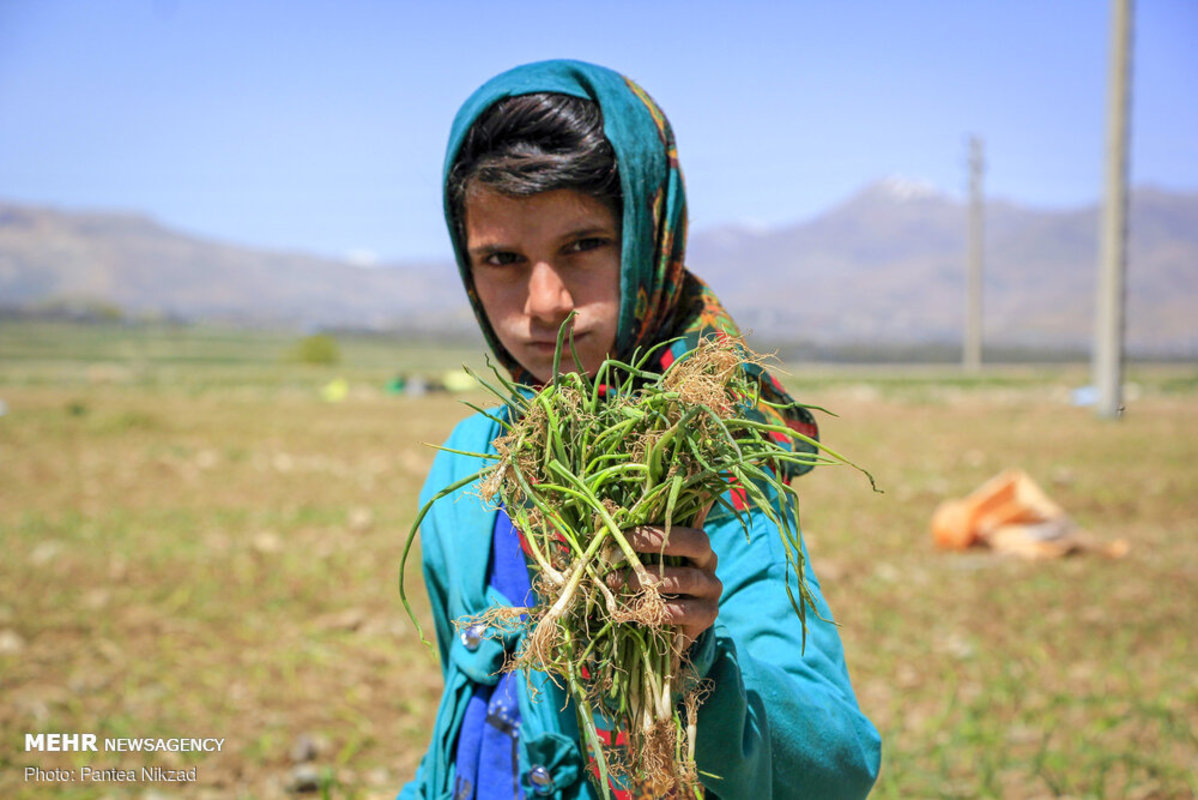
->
<box><xmin>2</xmin><ymin>323</ymin><xmax>1195</xmax><ymax>799</ymax></box>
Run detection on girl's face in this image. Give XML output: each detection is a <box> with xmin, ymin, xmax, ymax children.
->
<box><xmin>464</xmin><ymin>186</ymin><xmax>621</xmax><ymax>384</ymax></box>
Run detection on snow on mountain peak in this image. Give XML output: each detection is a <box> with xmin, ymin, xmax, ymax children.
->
<box><xmin>875</xmin><ymin>175</ymin><xmax>943</xmax><ymax>201</ymax></box>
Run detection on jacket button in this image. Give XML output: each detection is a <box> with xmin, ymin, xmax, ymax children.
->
<box><xmin>529</xmin><ymin>765</ymin><xmax>555</xmax><ymax>795</ymax></box>
<box><xmin>459</xmin><ymin>624</ymin><xmax>485</xmax><ymax>651</ymax></box>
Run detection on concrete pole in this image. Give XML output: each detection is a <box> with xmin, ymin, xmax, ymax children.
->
<box><xmin>1094</xmin><ymin>0</ymin><xmax>1133</xmax><ymax>419</ymax></box>
<box><xmin>965</xmin><ymin>136</ymin><xmax>984</xmax><ymax>372</ymax></box>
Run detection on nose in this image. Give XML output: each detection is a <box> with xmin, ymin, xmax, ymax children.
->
<box><xmin>525</xmin><ymin>260</ymin><xmax>573</xmax><ymax>322</ymax></box>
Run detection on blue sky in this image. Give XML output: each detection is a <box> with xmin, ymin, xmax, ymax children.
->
<box><xmin>1</xmin><ymin>0</ymin><xmax>1195</xmax><ymax>262</ymax></box>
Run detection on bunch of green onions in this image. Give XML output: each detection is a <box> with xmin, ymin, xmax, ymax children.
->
<box><xmin>401</xmin><ymin>320</ymin><xmax>873</xmax><ymax>798</ymax></box>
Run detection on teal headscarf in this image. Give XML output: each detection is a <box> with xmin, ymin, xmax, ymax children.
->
<box><xmin>444</xmin><ymin>58</ymin><xmax>688</xmax><ymax>366</ymax></box>
<box><xmin>443</xmin><ymin>59</ymin><xmax>819</xmax><ymax>476</ymax></box>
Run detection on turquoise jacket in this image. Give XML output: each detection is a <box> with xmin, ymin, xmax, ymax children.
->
<box><xmin>399</xmin><ymin>411</ymin><xmax>881</xmax><ymax>800</ymax></box>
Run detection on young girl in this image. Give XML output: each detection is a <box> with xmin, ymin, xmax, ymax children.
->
<box><xmin>400</xmin><ymin>59</ymin><xmax>880</xmax><ymax>800</ymax></box>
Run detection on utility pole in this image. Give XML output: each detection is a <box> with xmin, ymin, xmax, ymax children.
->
<box><xmin>964</xmin><ymin>136</ymin><xmax>984</xmax><ymax>372</ymax></box>
<box><xmin>1094</xmin><ymin>0</ymin><xmax>1133</xmax><ymax>419</ymax></box>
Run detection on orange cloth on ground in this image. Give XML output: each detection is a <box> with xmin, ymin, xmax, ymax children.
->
<box><xmin>931</xmin><ymin>469</ymin><xmax>1127</xmax><ymax>559</ymax></box>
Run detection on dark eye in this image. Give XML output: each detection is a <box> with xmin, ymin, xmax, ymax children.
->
<box><xmin>568</xmin><ymin>237</ymin><xmax>612</xmax><ymax>254</ymax></box>
<box><xmin>482</xmin><ymin>251</ymin><xmax>522</xmax><ymax>267</ymax></box>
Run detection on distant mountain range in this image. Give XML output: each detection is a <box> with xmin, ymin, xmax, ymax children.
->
<box><xmin>2</xmin><ymin>181</ymin><xmax>1195</xmax><ymax>355</ymax></box>
<box><xmin>0</xmin><ymin>203</ymin><xmax>472</xmax><ymax>335</ymax></box>
<box><xmin>687</xmin><ymin>180</ymin><xmax>1198</xmax><ymax>356</ymax></box>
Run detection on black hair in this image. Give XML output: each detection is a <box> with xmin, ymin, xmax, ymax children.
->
<box><xmin>447</xmin><ymin>93</ymin><xmax>622</xmax><ymax>240</ymax></box>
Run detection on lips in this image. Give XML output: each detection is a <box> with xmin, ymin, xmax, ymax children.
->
<box><xmin>527</xmin><ymin>331</ymin><xmax>588</xmax><ymax>350</ymax></box>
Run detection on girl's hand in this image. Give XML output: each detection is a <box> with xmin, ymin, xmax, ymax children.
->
<box><xmin>620</xmin><ymin>525</ymin><xmax>722</xmax><ymax>646</ymax></box>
